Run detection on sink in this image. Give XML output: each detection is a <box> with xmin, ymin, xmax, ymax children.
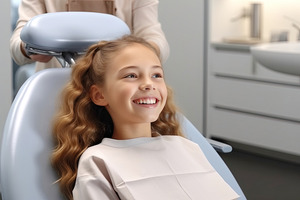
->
<box><xmin>250</xmin><ymin>42</ymin><xmax>300</xmax><ymax>76</ymax></box>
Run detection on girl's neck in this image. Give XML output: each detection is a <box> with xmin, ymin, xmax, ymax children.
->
<box><xmin>112</xmin><ymin>123</ymin><xmax>152</xmax><ymax>140</ymax></box>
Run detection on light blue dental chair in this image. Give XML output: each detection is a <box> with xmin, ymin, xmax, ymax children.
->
<box><xmin>0</xmin><ymin>12</ymin><xmax>246</xmax><ymax>200</ymax></box>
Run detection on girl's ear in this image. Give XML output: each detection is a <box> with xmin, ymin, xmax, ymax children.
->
<box><xmin>90</xmin><ymin>85</ymin><xmax>108</xmax><ymax>106</ymax></box>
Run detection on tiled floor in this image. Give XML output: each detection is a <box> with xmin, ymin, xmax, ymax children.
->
<box><xmin>220</xmin><ymin>150</ymin><xmax>300</xmax><ymax>200</ymax></box>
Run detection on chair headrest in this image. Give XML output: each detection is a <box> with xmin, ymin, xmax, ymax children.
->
<box><xmin>21</xmin><ymin>12</ymin><xmax>131</xmax><ymax>53</ymax></box>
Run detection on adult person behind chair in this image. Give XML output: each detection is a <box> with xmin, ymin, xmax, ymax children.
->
<box><xmin>52</xmin><ymin>35</ymin><xmax>239</xmax><ymax>200</ymax></box>
<box><xmin>10</xmin><ymin>0</ymin><xmax>169</xmax><ymax>72</ymax></box>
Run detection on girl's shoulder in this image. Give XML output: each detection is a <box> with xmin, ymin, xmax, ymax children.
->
<box><xmin>161</xmin><ymin>135</ymin><xmax>200</xmax><ymax>146</ymax></box>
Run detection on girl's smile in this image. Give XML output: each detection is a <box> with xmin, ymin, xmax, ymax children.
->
<box><xmin>132</xmin><ymin>97</ymin><xmax>160</xmax><ymax>110</ymax></box>
<box><xmin>133</xmin><ymin>97</ymin><xmax>159</xmax><ymax>105</ymax></box>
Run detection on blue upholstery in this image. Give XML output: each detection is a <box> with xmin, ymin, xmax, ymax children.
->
<box><xmin>14</xmin><ymin>63</ymin><xmax>35</xmax><ymax>95</ymax></box>
<box><xmin>21</xmin><ymin>12</ymin><xmax>130</xmax><ymax>53</ymax></box>
<box><xmin>0</xmin><ymin>69</ymin><xmax>69</xmax><ymax>200</ymax></box>
<box><xmin>1</xmin><ymin>68</ymin><xmax>246</xmax><ymax>199</ymax></box>
<box><xmin>182</xmin><ymin>116</ymin><xmax>246</xmax><ymax>199</ymax></box>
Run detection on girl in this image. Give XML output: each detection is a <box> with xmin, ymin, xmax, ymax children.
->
<box><xmin>52</xmin><ymin>35</ymin><xmax>239</xmax><ymax>200</ymax></box>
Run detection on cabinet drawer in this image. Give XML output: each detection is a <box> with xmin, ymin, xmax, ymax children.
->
<box><xmin>211</xmin><ymin>77</ymin><xmax>300</xmax><ymax>121</ymax></box>
<box><xmin>208</xmin><ymin>108</ymin><xmax>300</xmax><ymax>156</ymax></box>
<box><xmin>211</xmin><ymin>48</ymin><xmax>253</xmax><ymax>77</ymax></box>
<box><xmin>210</xmin><ymin>46</ymin><xmax>300</xmax><ymax>85</ymax></box>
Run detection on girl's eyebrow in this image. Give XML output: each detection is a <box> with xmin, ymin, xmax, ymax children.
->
<box><xmin>152</xmin><ymin>65</ymin><xmax>164</xmax><ymax>71</ymax></box>
<box><xmin>119</xmin><ymin>65</ymin><xmax>163</xmax><ymax>72</ymax></box>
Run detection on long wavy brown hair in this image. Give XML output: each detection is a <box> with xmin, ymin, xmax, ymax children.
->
<box><xmin>51</xmin><ymin>35</ymin><xmax>183</xmax><ymax>200</ymax></box>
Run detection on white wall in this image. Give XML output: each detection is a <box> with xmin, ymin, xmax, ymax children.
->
<box><xmin>211</xmin><ymin>0</ymin><xmax>300</xmax><ymax>42</ymax></box>
<box><xmin>0</xmin><ymin>1</ymin><xmax>12</xmax><ymax>136</ymax></box>
<box><xmin>159</xmin><ymin>0</ymin><xmax>205</xmax><ymax>132</ymax></box>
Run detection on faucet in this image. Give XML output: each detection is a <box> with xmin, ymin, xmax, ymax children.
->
<box><xmin>292</xmin><ymin>23</ymin><xmax>300</xmax><ymax>41</ymax></box>
<box><xmin>231</xmin><ymin>3</ymin><xmax>263</xmax><ymax>39</ymax></box>
<box><xmin>284</xmin><ymin>15</ymin><xmax>300</xmax><ymax>41</ymax></box>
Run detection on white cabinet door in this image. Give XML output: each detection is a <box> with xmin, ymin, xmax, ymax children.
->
<box><xmin>208</xmin><ymin>108</ymin><xmax>300</xmax><ymax>156</ymax></box>
<box><xmin>212</xmin><ymin>77</ymin><xmax>300</xmax><ymax>121</ymax></box>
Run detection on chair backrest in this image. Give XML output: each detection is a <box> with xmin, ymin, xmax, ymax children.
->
<box><xmin>0</xmin><ymin>69</ymin><xmax>69</xmax><ymax>200</ymax></box>
<box><xmin>0</xmin><ymin>68</ymin><xmax>246</xmax><ymax>199</ymax></box>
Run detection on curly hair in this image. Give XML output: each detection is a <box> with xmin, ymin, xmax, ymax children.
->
<box><xmin>51</xmin><ymin>35</ymin><xmax>183</xmax><ymax>200</ymax></box>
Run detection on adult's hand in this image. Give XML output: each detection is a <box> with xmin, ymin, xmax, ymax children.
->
<box><xmin>30</xmin><ymin>54</ymin><xmax>53</xmax><ymax>63</ymax></box>
<box><xmin>21</xmin><ymin>42</ymin><xmax>53</xmax><ymax>63</ymax></box>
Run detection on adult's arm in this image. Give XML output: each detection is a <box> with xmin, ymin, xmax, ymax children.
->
<box><xmin>10</xmin><ymin>0</ymin><xmax>65</xmax><ymax>66</ymax></box>
<box><xmin>133</xmin><ymin>0</ymin><xmax>170</xmax><ymax>63</ymax></box>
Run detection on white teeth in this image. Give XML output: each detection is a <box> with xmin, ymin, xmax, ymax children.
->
<box><xmin>135</xmin><ymin>98</ymin><xmax>156</xmax><ymax>105</ymax></box>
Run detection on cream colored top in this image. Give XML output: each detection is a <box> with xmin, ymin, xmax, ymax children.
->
<box><xmin>10</xmin><ymin>0</ymin><xmax>169</xmax><ymax>71</ymax></box>
<box><xmin>73</xmin><ymin>136</ymin><xmax>239</xmax><ymax>200</ymax></box>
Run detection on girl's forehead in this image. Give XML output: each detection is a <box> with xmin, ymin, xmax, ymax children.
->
<box><xmin>118</xmin><ymin>43</ymin><xmax>157</xmax><ymax>56</ymax></box>
<box><xmin>109</xmin><ymin>44</ymin><xmax>160</xmax><ymax>66</ymax></box>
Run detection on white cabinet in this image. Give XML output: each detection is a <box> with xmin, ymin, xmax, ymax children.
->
<box><xmin>206</xmin><ymin>43</ymin><xmax>300</xmax><ymax>158</ymax></box>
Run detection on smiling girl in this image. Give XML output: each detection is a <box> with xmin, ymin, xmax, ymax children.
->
<box><xmin>52</xmin><ymin>35</ymin><xmax>239</xmax><ymax>200</ymax></box>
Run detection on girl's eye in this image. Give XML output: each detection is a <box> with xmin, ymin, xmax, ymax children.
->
<box><xmin>124</xmin><ymin>74</ymin><xmax>137</xmax><ymax>78</ymax></box>
<box><xmin>152</xmin><ymin>73</ymin><xmax>163</xmax><ymax>78</ymax></box>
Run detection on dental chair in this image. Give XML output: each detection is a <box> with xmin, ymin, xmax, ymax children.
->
<box><xmin>0</xmin><ymin>12</ymin><xmax>246</xmax><ymax>200</ymax></box>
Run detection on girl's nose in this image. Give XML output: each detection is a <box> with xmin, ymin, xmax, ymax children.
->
<box><xmin>140</xmin><ymin>80</ymin><xmax>155</xmax><ymax>91</ymax></box>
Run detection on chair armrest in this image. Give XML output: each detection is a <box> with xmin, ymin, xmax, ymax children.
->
<box><xmin>206</xmin><ymin>138</ymin><xmax>232</xmax><ymax>153</ymax></box>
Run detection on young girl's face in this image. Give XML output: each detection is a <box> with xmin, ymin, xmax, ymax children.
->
<box><xmin>91</xmin><ymin>43</ymin><xmax>167</xmax><ymax>126</ymax></box>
